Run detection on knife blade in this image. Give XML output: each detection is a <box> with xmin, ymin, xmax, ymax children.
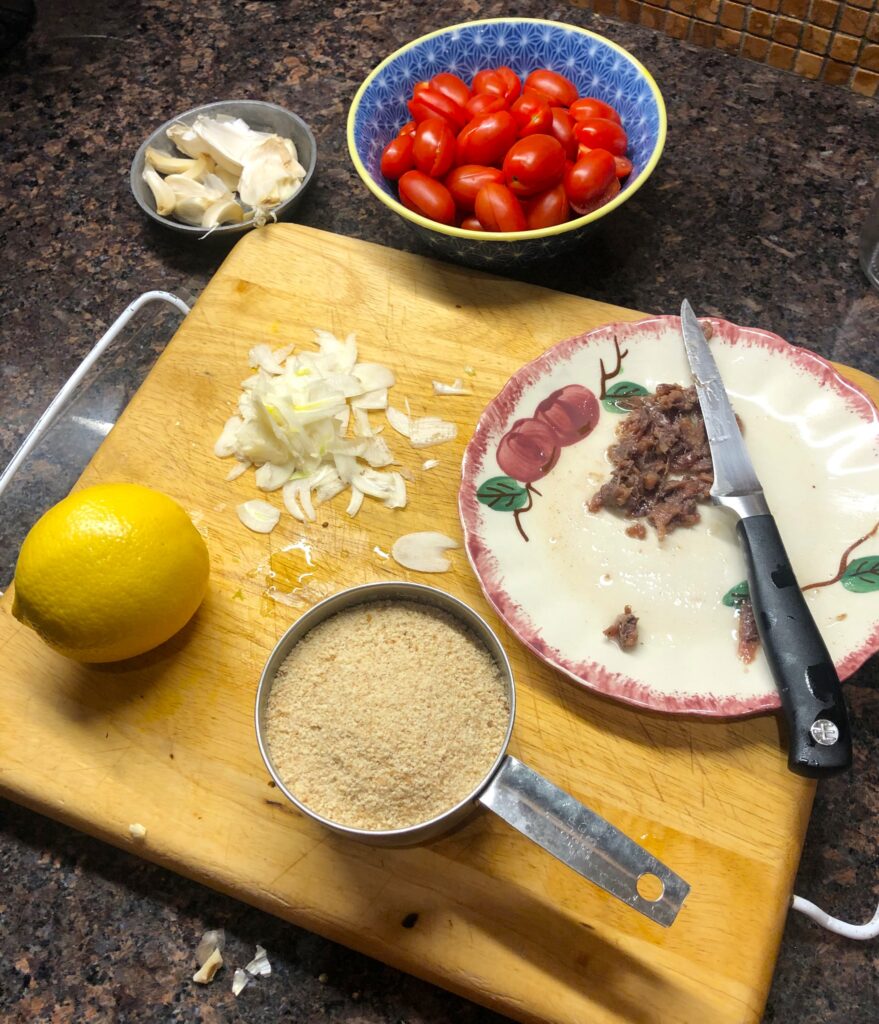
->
<box><xmin>680</xmin><ymin>299</ymin><xmax>852</xmax><ymax>777</ymax></box>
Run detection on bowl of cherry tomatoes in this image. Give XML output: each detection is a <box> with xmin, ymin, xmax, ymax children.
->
<box><xmin>347</xmin><ymin>17</ymin><xmax>666</xmax><ymax>268</ymax></box>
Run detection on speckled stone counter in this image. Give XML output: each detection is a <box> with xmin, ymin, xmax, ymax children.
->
<box><xmin>1</xmin><ymin>1</ymin><xmax>878</xmax><ymax>1022</ymax></box>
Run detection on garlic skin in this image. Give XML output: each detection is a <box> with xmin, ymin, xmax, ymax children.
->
<box><xmin>237</xmin><ymin>137</ymin><xmax>305</xmax><ymax>210</ymax></box>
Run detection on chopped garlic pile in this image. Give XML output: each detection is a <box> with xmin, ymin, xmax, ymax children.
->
<box><xmin>143</xmin><ymin>114</ymin><xmax>306</xmax><ymax>229</ymax></box>
<box><xmin>219</xmin><ymin>330</ymin><xmax>407</xmax><ymax>533</ymax></box>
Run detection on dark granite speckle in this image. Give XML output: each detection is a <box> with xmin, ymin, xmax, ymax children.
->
<box><xmin>1</xmin><ymin>1</ymin><xmax>878</xmax><ymax>1022</ymax></box>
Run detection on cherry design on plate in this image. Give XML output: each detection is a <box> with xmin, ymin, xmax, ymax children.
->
<box><xmin>478</xmin><ymin>384</ymin><xmax>599</xmax><ymax>541</ymax></box>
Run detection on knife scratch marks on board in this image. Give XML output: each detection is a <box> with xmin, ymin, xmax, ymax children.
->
<box><xmin>266</xmin><ymin>838</ymin><xmax>328</xmax><ymax>890</ymax></box>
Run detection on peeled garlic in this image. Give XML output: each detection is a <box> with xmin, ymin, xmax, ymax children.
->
<box><xmin>193</xmin><ymin>947</ymin><xmax>223</xmax><ymax>984</ymax></box>
<box><xmin>145</xmin><ymin>145</ymin><xmax>199</xmax><ymax>176</ymax></box>
<box><xmin>142</xmin><ymin>166</ymin><xmax>176</xmax><ymax>216</ymax></box>
<box><xmin>202</xmin><ymin>197</ymin><xmax>245</xmax><ymax>228</ymax></box>
<box><xmin>391</xmin><ymin>532</ymin><xmax>459</xmax><ymax>573</ymax></box>
<box><xmin>174</xmin><ymin>195</ymin><xmax>215</xmax><ymax>226</ymax></box>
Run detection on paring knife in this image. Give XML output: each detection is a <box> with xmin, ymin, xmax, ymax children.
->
<box><xmin>680</xmin><ymin>299</ymin><xmax>852</xmax><ymax>777</ymax></box>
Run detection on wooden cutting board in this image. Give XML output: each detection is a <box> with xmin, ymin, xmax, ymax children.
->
<box><xmin>2</xmin><ymin>224</ymin><xmax>870</xmax><ymax>1024</ymax></box>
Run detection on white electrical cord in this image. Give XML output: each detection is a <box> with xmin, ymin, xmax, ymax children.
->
<box><xmin>0</xmin><ymin>290</ymin><xmax>190</xmax><ymax>502</ymax></box>
<box><xmin>791</xmin><ymin>894</ymin><xmax>879</xmax><ymax>940</ymax></box>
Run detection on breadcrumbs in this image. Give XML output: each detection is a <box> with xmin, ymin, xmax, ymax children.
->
<box><xmin>265</xmin><ymin>601</ymin><xmax>510</xmax><ymax>830</ymax></box>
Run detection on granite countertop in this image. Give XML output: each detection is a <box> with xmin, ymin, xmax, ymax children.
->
<box><xmin>1</xmin><ymin>0</ymin><xmax>878</xmax><ymax>1021</ymax></box>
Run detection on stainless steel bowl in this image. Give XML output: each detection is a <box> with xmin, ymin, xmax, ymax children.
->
<box><xmin>255</xmin><ymin>582</ymin><xmax>690</xmax><ymax>926</ymax></box>
<box><xmin>130</xmin><ymin>99</ymin><xmax>317</xmax><ymax>237</ymax></box>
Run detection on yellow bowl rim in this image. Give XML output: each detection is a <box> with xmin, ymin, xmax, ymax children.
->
<box><xmin>346</xmin><ymin>16</ymin><xmax>667</xmax><ymax>243</ymax></box>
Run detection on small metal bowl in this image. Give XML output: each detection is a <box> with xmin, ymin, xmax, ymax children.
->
<box><xmin>255</xmin><ymin>582</ymin><xmax>690</xmax><ymax>926</ymax></box>
<box><xmin>130</xmin><ymin>99</ymin><xmax>317</xmax><ymax>237</ymax></box>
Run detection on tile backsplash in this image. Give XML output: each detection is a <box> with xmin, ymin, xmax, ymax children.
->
<box><xmin>570</xmin><ymin>0</ymin><xmax>879</xmax><ymax>95</ymax></box>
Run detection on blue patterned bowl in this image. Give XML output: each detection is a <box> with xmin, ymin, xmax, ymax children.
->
<box><xmin>347</xmin><ymin>18</ymin><xmax>666</xmax><ymax>268</ymax></box>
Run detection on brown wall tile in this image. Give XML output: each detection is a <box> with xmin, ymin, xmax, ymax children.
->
<box><xmin>617</xmin><ymin>0</ymin><xmax>642</xmax><ymax>21</ymax></box>
<box><xmin>851</xmin><ymin>68</ymin><xmax>879</xmax><ymax>96</ymax></box>
<box><xmin>742</xmin><ymin>31</ymin><xmax>772</xmax><ymax>56</ymax></box>
<box><xmin>869</xmin><ymin>14</ymin><xmax>879</xmax><ymax>43</ymax></box>
<box><xmin>794</xmin><ymin>49</ymin><xmax>825</xmax><ymax>76</ymax></box>
<box><xmin>751</xmin><ymin>0</ymin><xmax>779</xmax><ymax>10</ymax></box>
<box><xmin>768</xmin><ymin>41</ymin><xmax>797</xmax><ymax>65</ymax></box>
<box><xmin>838</xmin><ymin>5</ymin><xmax>869</xmax><ymax>36</ymax></box>
<box><xmin>640</xmin><ymin>3</ymin><xmax>667</xmax><ymax>27</ymax></box>
<box><xmin>748</xmin><ymin>8</ymin><xmax>775</xmax><ymax>33</ymax></box>
<box><xmin>665</xmin><ymin>10</ymin><xmax>692</xmax><ymax>34</ymax></box>
<box><xmin>822</xmin><ymin>59</ymin><xmax>854</xmax><ymax>83</ymax></box>
<box><xmin>847</xmin><ymin>0</ymin><xmax>874</xmax><ymax>9</ymax></box>
<box><xmin>694</xmin><ymin>0</ymin><xmax>721</xmax><ymax>19</ymax></box>
<box><xmin>802</xmin><ymin>23</ymin><xmax>832</xmax><ymax>51</ymax></box>
<box><xmin>773</xmin><ymin>15</ymin><xmax>803</xmax><ymax>44</ymax></box>
<box><xmin>810</xmin><ymin>0</ymin><xmax>841</xmax><ymax>27</ymax></box>
<box><xmin>691</xmin><ymin>20</ymin><xmax>720</xmax><ymax>43</ymax></box>
<box><xmin>829</xmin><ymin>31</ymin><xmax>862</xmax><ymax>61</ymax></box>
<box><xmin>863</xmin><ymin>43</ymin><xmax>879</xmax><ymax>71</ymax></box>
<box><xmin>668</xmin><ymin>0</ymin><xmax>696</xmax><ymax>14</ymax></box>
<box><xmin>720</xmin><ymin>1</ymin><xmax>747</xmax><ymax>27</ymax></box>
<box><xmin>716</xmin><ymin>26</ymin><xmax>744</xmax><ymax>50</ymax></box>
<box><xmin>780</xmin><ymin>0</ymin><xmax>809</xmax><ymax>16</ymax></box>
<box><xmin>593</xmin><ymin>0</ymin><xmax>619</xmax><ymax>13</ymax></box>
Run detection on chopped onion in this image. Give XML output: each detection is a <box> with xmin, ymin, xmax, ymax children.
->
<box><xmin>373</xmin><ymin>546</ymin><xmax>389</xmax><ymax>559</ymax></box>
<box><xmin>432</xmin><ymin>378</ymin><xmax>469</xmax><ymax>396</ymax></box>
<box><xmin>354</xmin><ymin>362</ymin><xmax>396</xmax><ymax>391</ymax></box>
<box><xmin>346</xmin><ymin>488</ymin><xmax>364</xmax><ymax>517</ymax></box>
<box><xmin>408</xmin><ymin>417</ymin><xmax>457</xmax><ymax>448</ymax></box>
<box><xmin>225</xmin><ymin>459</ymin><xmax>250</xmax><ymax>481</ymax></box>
<box><xmin>249</xmin><ymin>343</ymin><xmax>288</xmax><ymax>375</ymax></box>
<box><xmin>386</xmin><ymin>406</ymin><xmax>410</xmax><ymax>437</ymax></box>
<box><xmin>350</xmin><ymin>387</ymin><xmax>388</xmax><ymax>410</ymax></box>
<box><xmin>245</xmin><ymin>945</ymin><xmax>271</xmax><ymax>977</ymax></box>
<box><xmin>255</xmin><ymin>461</ymin><xmax>295</xmax><ymax>491</ymax></box>
<box><xmin>362</xmin><ymin>435</ymin><xmax>393</xmax><ymax>468</ymax></box>
<box><xmin>352</xmin><ymin>407</ymin><xmax>373</xmax><ymax>437</ymax></box>
<box><xmin>237</xmin><ymin>500</ymin><xmax>280</xmax><ymax>533</ymax></box>
<box><xmin>422</xmin><ymin>459</ymin><xmax>439</xmax><ymax>471</ymax></box>
<box><xmin>464</xmin><ymin>365</ymin><xmax>475</xmax><ymax>376</ymax></box>
<box><xmin>391</xmin><ymin>532</ymin><xmax>459</xmax><ymax>573</ymax></box>
<box><xmin>214</xmin><ymin>415</ymin><xmax>243</xmax><ymax>457</ymax></box>
<box><xmin>232</xmin><ymin>968</ymin><xmax>250</xmax><ymax>996</ymax></box>
<box><xmin>128</xmin><ymin>823</ymin><xmax>147</xmax><ymax>839</ymax></box>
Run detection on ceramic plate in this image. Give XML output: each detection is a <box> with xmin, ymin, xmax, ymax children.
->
<box><xmin>459</xmin><ymin>316</ymin><xmax>879</xmax><ymax>717</ymax></box>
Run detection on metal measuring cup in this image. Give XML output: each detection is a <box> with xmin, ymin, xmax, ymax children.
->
<box><xmin>254</xmin><ymin>581</ymin><xmax>690</xmax><ymax>927</ymax></box>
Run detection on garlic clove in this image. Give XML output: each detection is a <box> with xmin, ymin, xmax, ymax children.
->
<box><xmin>202</xmin><ymin>197</ymin><xmax>245</xmax><ymax>228</ymax></box>
<box><xmin>193</xmin><ymin>947</ymin><xmax>223</xmax><ymax>984</ymax></box>
<box><xmin>166</xmin><ymin>122</ymin><xmax>211</xmax><ymax>159</ymax></box>
<box><xmin>190</xmin><ymin>114</ymin><xmax>276</xmax><ymax>175</ymax></box>
<box><xmin>174</xmin><ymin>196</ymin><xmax>214</xmax><ymax>226</ymax></box>
<box><xmin>145</xmin><ymin>146</ymin><xmax>199</xmax><ymax>176</ymax></box>
<box><xmin>142</xmin><ymin>166</ymin><xmax>177</xmax><ymax>217</ymax></box>
<box><xmin>179</xmin><ymin>153</ymin><xmax>218</xmax><ymax>181</ymax></box>
<box><xmin>238</xmin><ymin>137</ymin><xmax>304</xmax><ymax>210</ymax></box>
<box><xmin>163</xmin><ymin>174</ymin><xmax>226</xmax><ymax>202</ymax></box>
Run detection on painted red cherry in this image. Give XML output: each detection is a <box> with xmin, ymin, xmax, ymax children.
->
<box><xmin>534</xmin><ymin>385</ymin><xmax>599</xmax><ymax>446</ymax></box>
<box><xmin>496</xmin><ymin>417</ymin><xmax>559</xmax><ymax>483</ymax></box>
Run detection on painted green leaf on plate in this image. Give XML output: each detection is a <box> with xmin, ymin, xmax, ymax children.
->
<box><xmin>722</xmin><ymin>580</ymin><xmax>750</xmax><ymax>607</ymax></box>
<box><xmin>841</xmin><ymin>556</ymin><xmax>879</xmax><ymax>593</ymax></box>
<box><xmin>477</xmin><ymin>476</ymin><xmax>529</xmax><ymax>512</ymax></box>
<box><xmin>602</xmin><ymin>381</ymin><xmax>648</xmax><ymax>413</ymax></box>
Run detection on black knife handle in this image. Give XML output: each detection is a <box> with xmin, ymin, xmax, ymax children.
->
<box><xmin>736</xmin><ymin>514</ymin><xmax>852</xmax><ymax>778</ymax></box>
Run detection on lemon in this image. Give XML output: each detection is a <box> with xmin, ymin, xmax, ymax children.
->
<box><xmin>12</xmin><ymin>483</ymin><xmax>210</xmax><ymax>663</ymax></box>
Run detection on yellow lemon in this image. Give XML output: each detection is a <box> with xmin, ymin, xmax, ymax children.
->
<box><xmin>12</xmin><ymin>483</ymin><xmax>210</xmax><ymax>663</ymax></box>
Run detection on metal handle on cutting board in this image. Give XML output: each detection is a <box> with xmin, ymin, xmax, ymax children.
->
<box><xmin>479</xmin><ymin>756</ymin><xmax>690</xmax><ymax>927</ymax></box>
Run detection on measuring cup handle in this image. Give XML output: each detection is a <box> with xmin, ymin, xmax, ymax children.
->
<box><xmin>477</xmin><ymin>756</ymin><xmax>689</xmax><ymax>926</ymax></box>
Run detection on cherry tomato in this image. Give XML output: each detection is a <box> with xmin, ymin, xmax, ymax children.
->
<box><xmin>576</xmin><ymin>142</ymin><xmax>593</xmax><ymax>161</ymax></box>
<box><xmin>523</xmin><ymin>69</ymin><xmax>578</xmax><ymax>108</ymax></box>
<box><xmin>472</xmin><ymin>66</ymin><xmax>521</xmax><ymax>104</ymax></box>
<box><xmin>510</xmin><ymin>92</ymin><xmax>552</xmax><ymax>137</ymax></box>
<box><xmin>474</xmin><ymin>182</ymin><xmax>527</xmax><ymax>232</ymax></box>
<box><xmin>564</xmin><ymin>149</ymin><xmax>616</xmax><ymax>207</ymax></box>
<box><xmin>569</xmin><ymin>97</ymin><xmax>622</xmax><ymax>124</ymax></box>
<box><xmin>412</xmin><ymin>117</ymin><xmax>456</xmax><ymax>178</ymax></box>
<box><xmin>466</xmin><ymin>92</ymin><xmax>507</xmax><ymax>118</ymax></box>
<box><xmin>570</xmin><ymin>176</ymin><xmax>621</xmax><ymax>216</ymax></box>
<box><xmin>502</xmin><ymin>135</ymin><xmax>566</xmax><ymax>198</ymax></box>
<box><xmin>412</xmin><ymin>80</ymin><xmax>431</xmax><ymax>96</ymax></box>
<box><xmin>460</xmin><ymin>215</ymin><xmax>482</xmax><ymax>231</ymax></box>
<box><xmin>398</xmin><ymin>170</ymin><xmax>456</xmax><ymax>225</ymax></box>
<box><xmin>523</xmin><ymin>183</ymin><xmax>570</xmax><ymax>230</ymax></box>
<box><xmin>407</xmin><ymin>87</ymin><xmax>469</xmax><ymax>130</ymax></box>
<box><xmin>549</xmin><ymin>106</ymin><xmax>578</xmax><ymax>160</ymax></box>
<box><xmin>431</xmin><ymin>72</ymin><xmax>471</xmax><ymax>109</ymax></box>
<box><xmin>398</xmin><ymin>120</ymin><xmax>417</xmax><ymax>138</ymax></box>
<box><xmin>614</xmin><ymin>155</ymin><xmax>633</xmax><ymax>179</ymax></box>
<box><xmin>380</xmin><ymin>133</ymin><xmax>415</xmax><ymax>180</ymax></box>
<box><xmin>456</xmin><ymin>110</ymin><xmax>518</xmax><ymax>167</ymax></box>
<box><xmin>444</xmin><ymin>164</ymin><xmax>505</xmax><ymax>212</ymax></box>
<box><xmin>574</xmin><ymin>117</ymin><xmax>628</xmax><ymax>157</ymax></box>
